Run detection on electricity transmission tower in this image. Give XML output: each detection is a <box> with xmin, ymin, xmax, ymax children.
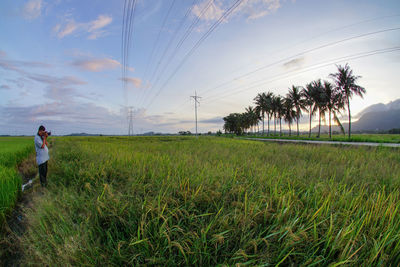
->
<box><xmin>127</xmin><ymin>106</ymin><xmax>134</xmax><ymax>136</ymax></box>
<box><xmin>190</xmin><ymin>91</ymin><xmax>201</xmax><ymax>137</ymax></box>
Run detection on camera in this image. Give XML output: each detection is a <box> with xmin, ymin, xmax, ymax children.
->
<box><xmin>45</xmin><ymin>131</ymin><xmax>51</xmax><ymax>136</ymax></box>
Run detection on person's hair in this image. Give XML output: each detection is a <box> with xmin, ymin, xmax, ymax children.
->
<box><xmin>37</xmin><ymin>125</ymin><xmax>45</xmax><ymax>136</ymax></box>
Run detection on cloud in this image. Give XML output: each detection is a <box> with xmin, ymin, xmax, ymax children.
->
<box><xmin>192</xmin><ymin>1</ymin><xmax>224</xmax><ymax>21</ymax></box>
<box><xmin>120</xmin><ymin>77</ymin><xmax>142</xmax><ymax>88</ymax></box>
<box><xmin>56</xmin><ymin>20</ymin><xmax>79</xmax><ymax>38</ymax></box>
<box><xmin>71</xmin><ymin>58</ymin><xmax>121</xmax><ymax>72</ymax></box>
<box><xmin>200</xmin><ymin>117</ymin><xmax>223</xmax><ymax>124</ymax></box>
<box><xmin>88</xmin><ymin>15</ymin><xmax>112</xmax><ymax>31</ymax></box>
<box><xmin>0</xmin><ymin>56</ymin><xmax>51</xmax><ymax>75</ymax></box>
<box><xmin>0</xmin><ymin>85</ymin><xmax>11</xmax><ymax>90</ymax></box>
<box><xmin>22</xmin><ymin>0</ymin><xmax>43</xmax><ymax>20</ymax></box>
<box><xmin>0</xmin><ymin>50</ymin><xmax>6</xmax><ymax>58</ymax></box>
<box><xmin>283</xmin><ymin>56</ymin><xmax>305</xmax><ymax>69</ymax></box>
<box><xmin>192</xmin><ymin>0</ymin><xmax>284</xmax><ymax>23</ymax></box>
<box><xmin>53</xmin><ymin>14</ymin><xmax>113</xmax><ymax>39</ymax></box>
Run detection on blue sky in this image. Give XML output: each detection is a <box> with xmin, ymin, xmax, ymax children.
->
<box><xmin>0</xmin><ymin>0</ymin><xmax>399</xmax><ymax>135</ymax></box>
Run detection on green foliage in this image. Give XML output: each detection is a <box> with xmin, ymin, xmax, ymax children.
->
<box><xmin>19</xmin><ymin>136</ymin><xmax>400</xmax><ymax>265</ymax></box>
<box><xmin>0</xmin><ymin>137</ymin><xmax>35</xmax><ymax>224</ymax></box>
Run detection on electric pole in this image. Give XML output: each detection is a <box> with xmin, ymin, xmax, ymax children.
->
<box><xmin>127</xmin><ymin>106</ymin><xmax>134</xmax><ymax>136</ymax></box>
<box><xmin>190</xmin><ymin>91</ymin><xmax>201</xmax><ymax>137</ymax></box>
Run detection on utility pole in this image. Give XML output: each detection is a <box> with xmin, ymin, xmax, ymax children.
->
<box><xmin>190</xmin><ymin>91</ymin><xmax>201</xmax><ymax>137</ymax></box>
<box><xmin>127</xmin><ymin>106</ymin><xmax>134</xmax><ymax>136</ymax></box>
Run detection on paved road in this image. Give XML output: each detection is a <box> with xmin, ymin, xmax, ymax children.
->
<box><xmin>242</xmin><ymin>137</ymin><xmax>400</xmax><ymax>148</ymax></box>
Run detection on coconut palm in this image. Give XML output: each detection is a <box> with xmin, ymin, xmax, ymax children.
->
<box><xmin>254</xmin><ymin>93</ymin><xmax>266</xmax><ymax>135</ymax></box>
<box><xmin>288</xmin><ymin>85</ymin><xmax>306</xmax><ymax>136</ymax></box>
<box><xmin>274</xmin><ymin>95</ymin><xmax>284</xmax><ymax>136</ymax></box>
<box><xmin>264</xmin><ymin>92</ymin><xmax>274</xmax><ymax>135</ymax></box>
<box><xmin>245</xmin><ymin>106</ymin><xmax>258</xmax><ymax>134</ymax></box>
<box><xmin>283</xmin><ymin>97</ymin><xmax>296</xmax><ymax>136</ymax></box>
<box><xmin>311</xmin><ymin>79</ymin><xmax>327</xmax><ymax>138</ymax></box>
<box><xmin>301</xmin><ymin>83</ymin><xmax>316</xmax><ymax>138</ymax></box>
<box><xmin>323</xmin><ymin>80</ymin><xmax>345</xmax><ymax>138</ymax></box>
<box><xmin>271</xmin><ymin>95</ymin><xmax>280</xmax><ymax>135</ymax></box>
<box><xmin>330</xmin><ymin>64</ymin><xmax>365</xmax><ymax>138</ymax></box>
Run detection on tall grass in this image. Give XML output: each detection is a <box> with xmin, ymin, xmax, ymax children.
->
<box><xmin>0</xmin><ymin>137</ymin><xmax>35</xmax><ymax>224</ymax></box>
<box><xmin>20</xmin><ymin>136</ymin><xmax>400</xmax><ymax>265</ymax></box>
<box><xmin>244</xmin><ymin>133</ymin><xmax>400</xmax><ymax>143</ymax></box>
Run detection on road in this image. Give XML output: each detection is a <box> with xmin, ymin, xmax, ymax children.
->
<box><xmin>242</xmin><ymin>137</ymin><xmax>400</xmax><ymax>148</ymax></box>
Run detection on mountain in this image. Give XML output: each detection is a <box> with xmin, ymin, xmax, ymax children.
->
<box><xmin>356</xmin><ymin>99</ymin><xmax>400</xmax><ymax>118</ymax></box>
<box><xmin>312</xmin><ymin>99</ymin><xmax>400</xmax><ymax>132</ymax></box>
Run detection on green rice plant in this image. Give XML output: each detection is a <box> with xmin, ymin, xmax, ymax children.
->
<box><xmin>0</xmin><ymin>137</ymin><xmax>35</xmax><ymax>224</ymax></box>
<box><xmin>18</xmin><ymin>136</ymin><xmax>400</xmax><ymax>265</ymax></box>
<box><xmin>244</xmin><ymin>133</ymin><xmax>400</xmax><ymax>143</ymax></box>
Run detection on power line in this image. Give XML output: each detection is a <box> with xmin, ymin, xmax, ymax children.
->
<box><xmin>138</xmin><ymin>0</ymin><xmax>212</xmax><ymax>108</ymax></box>
<box><xmin>198</xmin><ymin>26</ymin><xmax>400</xmax><ymax>97</ymax></box>
<box><xmin>121</xmin><ymin>0</ymin><xmax>137</xmax><ymax>106</ymax></box>
<box><xmin>137</xmin><ymin>0</ymin><xmax>199</xmax><ymax>108</ymax></box>
<box><xmin>140</xmin><ymin>0</ymin><xmax>177</xmax><ymax>97</ymax></box>
<box><xmin>144</xmin><ymin>0</ymin><xmax>244</xmax><ymax>110</ymax></box>
<box><xmin>202</xmin><ymin>46</ymin><xmax>400</xmax><ymax>106</ymax></box>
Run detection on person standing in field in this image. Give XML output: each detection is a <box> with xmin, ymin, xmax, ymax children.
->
<box><xmin>34</xmin><ymin>125</ymin><xmax>50</xmax><ymax>187</ymax></box>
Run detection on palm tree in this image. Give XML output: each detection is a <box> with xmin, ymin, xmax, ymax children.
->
<box><xmin>264</xmin><ymin>92</ymin><xmax>274</xmax><ymax>136</ymax></box>
<box><xmin>330</xmin><ymin>64</ymin><xmax>365</xmax><ymax>138</ymax></box>
<box><xmin>323</xmin><ymin>80</ymin><xmax>345</xmax><ymax>138</ymax></box>
<box><xmin>271</xmin><ymin>96</ymin><xmax>279</xmax><ymax>135</ymax></box>
<box><xmin>283</xmin><ymin>97</ymin><xmax>296</xmax><ymax>136</ymax></box>
<box><xmin>274</xmin><ymin>95</ymin><xmax>284</xmax><ymax>136</ymax></box>
<box><xmin>254</xmin><ymin>93</ymin><xmax>266</xmax><ymax>135</ymax></box>
<box><xmin>301</xmin><ymin>83</ymin><xmax>316</xmax><ymax>138</ymax></box>
<box><xmin>245</xmin><ymin>106</ymin><xmax>258</xmax><ymax>134</ymax></box>
<box><xmin>311</xmin><ymin>79</ymin><xmax>327</xmax><ymax>138</ymax></box>
<box><xmin>288</xmin><ymin>85</ymin><xmax>306</xmax><ymax>136</ymax></box>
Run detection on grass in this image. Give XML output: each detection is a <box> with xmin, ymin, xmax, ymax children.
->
<box><xmin>241</xmin><ymin>133</ymin><xmax>400</xmax><ymax>143</ymax></box>
<box><xmin>15</xmin><ymin>136</ymin><xmax>400</xmax><ymax>265</ymax></box>
<box><xmin>0</xmin><ymin>137</ymin><xmax>35</xmax><ymax>224</ymax></box>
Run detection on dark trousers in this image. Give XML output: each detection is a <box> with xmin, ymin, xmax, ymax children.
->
<box><xmin>38</xmin><ymin>161</ymin><xmax>48</xmax><ymax>187</ymax></box>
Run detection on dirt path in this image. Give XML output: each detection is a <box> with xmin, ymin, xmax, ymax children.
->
<box><xmin>242</xmin><ymin>137</ymin><xmax>400</xmax><ymax>147</ymax></box>
<box><xmin>1</xmin><ymin>154</ymin><xmax>46</xmax><ymax>266</ymax></box>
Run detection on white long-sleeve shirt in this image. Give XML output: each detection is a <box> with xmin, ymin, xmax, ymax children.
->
<box><xmin>34</xmin><ymin>135</ymin><xmax>49</xmax><ymax>165</ymax></box>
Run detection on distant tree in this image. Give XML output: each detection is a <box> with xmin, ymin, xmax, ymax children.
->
<box><xmin>245</xmin><ymin>106</ymin><xmax>258</xmax><ymax>134</ymax></box>
<box><xmin>254</xmin><ymin>93</ymin><xmax>266</xmax><ymax>135</ymax></box>
<box><xmin>301</xmin><ymin>83</ymin><xmax>316</xmax><ymax>138</ymax></box>
<box><xmin>288</xmin><ymin>85</ymin><xmax>306</xmax><ymax>136</ymax></box>
<box><xmin>330</xmin><ymin>64</ymin><xmax>365</xmax><ymax>138</ymax></box>
<box><xmin>311</xmin><ymin>79</ymin><xmax>327</xmax><ymax>138</ymax></box>
<box><xmin>263</xmin><ymin>92</ymin><xmax>274</xmax><ymax>135</ymax></box>
<box><xmin>274</xmin><ymin>95</ymin><xmax>284</xmax><ymax>136</ymax></box>
<box><xmin>283</xmin><ymin>97</ymin><xmax>296</xmax><ymax>136</ymax></box>
<box><xmin>323</xmin><ymin>80</ymin><xmax>345</xmax><ymax>138</ymax></box>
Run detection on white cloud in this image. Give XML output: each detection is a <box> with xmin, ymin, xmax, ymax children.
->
<box><xmin>71</xmin><ymin>58</ymin><xmax>121</xmax><ymax>72</ymax></box>
<box><xmin>192</xmin><ymin>0</ymin><xmax>284</xmax><ymax>23</ymax></box>
<box><xmin>120</xmin><ymin>77</ymin><xmax>142</xmax><ymax>88</ymax></box>
<box><xmin>57</xmin><ymin>20</ymin><xmax>79</xmax><ymax>38</ymax></box>
<box><xmin>88</xmin><ymin>15</ymin><xmax>112</xmax><ymax>32</ymax></box>
<box><xmin>22</xmin><ymin>0</ymin><xmax>43</xmax><ymax>20</ymax></box>
<box><xmin>54</xmin><ymin>14</ymin><xmax>113</xmax><ymax>40</ymax></box>
<box><xmin>192</xmin><ymin>0</ymin><xmax>224</xmax><ymax>21</ymax></box>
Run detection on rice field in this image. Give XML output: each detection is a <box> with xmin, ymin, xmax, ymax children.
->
<box><xmin>244</xmin><ymin>133</ymin><xmax>400</xmax><ymax>143</ymax></box>
<box><xmin>0</xmin><ymin>137</ymin><xmax>35</xmax><ymax>224</ymax></box>
<box><xmin>17</xmin><ymin>136</ymin><xmax>400</xmax><ymax>266</ymax></box>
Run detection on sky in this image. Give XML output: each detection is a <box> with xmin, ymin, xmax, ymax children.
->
<box><xmin>0</xmin><ymin>0</ymin><xmax>399</xmax><ymax>135</ymax></box>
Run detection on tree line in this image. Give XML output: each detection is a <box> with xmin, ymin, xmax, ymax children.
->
<box><xmin>223</xmin><ymin>64</ymin><xmax>366</xmax><ymax>139</ymax></box>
